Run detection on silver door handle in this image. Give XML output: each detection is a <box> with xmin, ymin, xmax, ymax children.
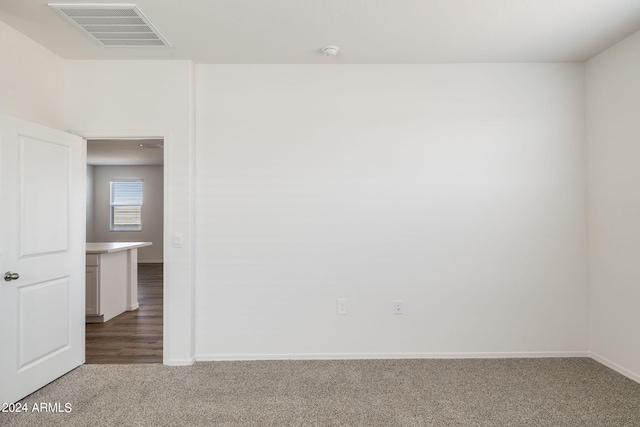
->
<box><xmin>4</xmin><ymin>272</ymin><xmax>19</xmax><ymax>281</ymax></box>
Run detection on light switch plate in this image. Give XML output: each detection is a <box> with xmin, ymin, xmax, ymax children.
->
<box><xmin>172</xmin><ymin>233</ymin><xmax>183</xmax><ymax>248</ymax></box>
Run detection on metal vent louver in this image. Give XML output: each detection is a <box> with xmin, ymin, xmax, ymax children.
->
<box><xmin>49</xmin><ymin>3</ymin><xmax>171</xmax><ymax>47</ymax></box>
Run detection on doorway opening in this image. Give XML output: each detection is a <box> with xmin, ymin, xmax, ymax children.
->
<box><xmin>85</xmin><ymin>138</ymin><xmax>164</xmax><ymax>363</ymax></box>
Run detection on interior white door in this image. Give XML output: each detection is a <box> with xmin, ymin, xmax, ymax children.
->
<box><xmin>0</xmin><ymin>114</ymin><xmax>85</xmax><ymax>404</ymax></box>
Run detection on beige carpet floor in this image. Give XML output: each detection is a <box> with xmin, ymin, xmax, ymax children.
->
<box><xmin>2</xmin><ymin>358</ymin><xmax>640</xmax><ymax>426</ymax></box>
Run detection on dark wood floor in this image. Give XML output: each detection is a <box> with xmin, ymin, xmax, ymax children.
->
<box><xmin>85</xmin><ymin>263</ymin><xmax>163</xmax><ymax>364</ymax></box>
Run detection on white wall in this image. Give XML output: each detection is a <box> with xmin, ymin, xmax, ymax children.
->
<box><xmin>86</xmin><ymin>165</ymin><xmax>95</xmax><ymax>241</ymax></box>
<box><xmin>194</xmin><ymin>65</ymin><xmax>589</xmax><ymax>359</ymax></box>
<box><xmin>65</xmin><ymin>60</ymin><xmax>195</xmax><ymax>364</ymax></box>
<box><xmin>2</xmin><ymin>10</ymin><xmax>634</xmax><ymax>374</ymax></box>
<box><xmin>90</xmin><ymin>165</ymin><xmax>164</xmax><ymax>262</ymax></box>
<box><xmin>0</xmin><ymin>20</ymin><xmax>64</xmax><ymax>129</ymax></box>
<box><xmin>586</xmin><ymin>29</ymin><xmax>640</xmax><ymax>382</ymax></box>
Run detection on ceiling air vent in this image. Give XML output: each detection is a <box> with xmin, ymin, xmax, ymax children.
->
<box><xmin>49</xmin><ymin>3</ymin><xmax>171</xmax><ymax>47</ymax></box>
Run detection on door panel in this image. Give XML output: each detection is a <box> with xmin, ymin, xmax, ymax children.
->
<box><xmin>19</xmin><ymin>278</ymin><xmax>70</xmax><ymax>369</ymax></box>
<box><xmin>0</xmin><ymin>113</ymin><xmax>85</xmax><ymax>404</ymax></box>
<box><xmin>20</xmin><ymin>136</ymin><xmax>70</xmax><ymax>256</ymax></box>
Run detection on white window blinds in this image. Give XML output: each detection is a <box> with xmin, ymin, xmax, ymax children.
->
<box><xmin>110</xmin><ymin>180</ymin><xmax>143</xmax><ymax>231</ymax></box>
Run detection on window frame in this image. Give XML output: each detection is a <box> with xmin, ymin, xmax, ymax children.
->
<box><xmin>109</xmin><ymin>179</ymin><xmax>144</xmax><ymax>232</ymax></box>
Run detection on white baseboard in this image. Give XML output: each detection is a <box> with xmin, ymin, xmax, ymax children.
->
<box><xmin>164</xmin><ymin>357</ymin><xmax>195</xmax><ymax>366</ymax></box>
<box><xmin>195</xmin><ymin>351</ymin><xmax>590</xmax><ymax>362</ymax></box>
<box><xmin>590</xmin><ymin>351</ymin><xmax>640</xmax><ymax>384</ymax></box>
<box><xmin>138</xmin><ymin>260</ymin><xmax>163</xmax><ymax>264</ymax></box>
<box><xmin>181</xmin><ymin>351</ymin><xmax>640</xmax><ymax>385</ymax></box>
<box><xmin>126</xmin><ymin>303</ymin><xmax>139</xmax><ymax>311</ymax></box>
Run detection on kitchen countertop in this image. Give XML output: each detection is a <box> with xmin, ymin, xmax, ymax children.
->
<box><xmin>86</xmin><ymin>242</ymin><xmax>152</xmax><ymax>254</ymax></box>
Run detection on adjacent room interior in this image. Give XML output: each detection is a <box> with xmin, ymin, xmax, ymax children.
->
<box><xmin>85</xmin><ymin>139</ymin><xmax>164</xmax><ymax>363</ymax></box>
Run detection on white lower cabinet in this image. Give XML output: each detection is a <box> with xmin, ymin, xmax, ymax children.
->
<box><xmin>85</xmin><ymin>251</ymin><xmax>129</xmax><ymax>323</ymax></box>
<box><xmin>85</xmin><ymin>255</ymin><xmax>100</xmax><ymax>316</ymax></box>
<box><xmin>85</xmin><ymin>242</ymin><xmax>151</xmax><ymax>323</ymax></box>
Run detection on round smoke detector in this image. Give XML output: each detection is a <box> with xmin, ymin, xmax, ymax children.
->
<box><xmin>322</xmin><ymin>45</ymin><xmax>339</xmax><ymax>57</ymax></box>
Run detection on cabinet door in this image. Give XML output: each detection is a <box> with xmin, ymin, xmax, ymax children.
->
<box><xmin>86</xmin><ymin>266</ymin><xmax>100</xmax><ymax>315</ymax></box>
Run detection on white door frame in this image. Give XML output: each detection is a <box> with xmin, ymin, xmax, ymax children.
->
<box><xmin>72</xmin><ymin>128</ymin><xmax>179</xmax><ymax>365</ymax></box>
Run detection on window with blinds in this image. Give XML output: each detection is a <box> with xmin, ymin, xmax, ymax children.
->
<box><xmin>110</xmin><ymin>180</ymin><xmax>143</xmax><ymax>231</ymax></box>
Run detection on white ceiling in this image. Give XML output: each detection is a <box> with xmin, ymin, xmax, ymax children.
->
<box><xmin>87</xmin><ymin>139</ymin><xmax>164</xmax><ymax>165</ymax></box>
<box><xmin>1</xmin><ymin>0</ymin><xmax>640</xmax><ymax>63</ymax></box>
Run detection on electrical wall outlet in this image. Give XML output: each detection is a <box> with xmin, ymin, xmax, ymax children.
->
<box><xmin>337</xmin><ymin>298</ymin><xmax>348</xmax><ymax>315</ymax></box>
<box><xmin>393</xmin><ymin>300</ymin><xmax>403</xmax><ymax>314</ymax></box>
